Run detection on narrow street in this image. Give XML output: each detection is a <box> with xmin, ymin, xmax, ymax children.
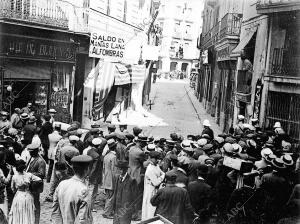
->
<box><xmin>143</xmin><ymin>78</ymin><xmax>221</xmax><ymax>138</ymax></box>
<box><xmin>40</xmin><ymin>78</ymin><xmax>222</xmax><ymax>224</ymax></box>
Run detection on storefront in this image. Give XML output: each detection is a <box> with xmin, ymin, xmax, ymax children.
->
<box><xmin>0</xmin><ymin>33</ymin><xmax>77</xmax><ymax>122</ymax></box>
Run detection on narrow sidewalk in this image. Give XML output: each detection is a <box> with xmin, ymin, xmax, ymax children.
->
<box><xmin>184</xmin><ymin>85</ymin><xmax>222</xmax><ymax>136</ymax></box>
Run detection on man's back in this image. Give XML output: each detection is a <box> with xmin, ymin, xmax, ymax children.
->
<box><xmin>58</xmin><ymin>144</ymin><xmax>79</xmax><ymax>164</ymax></box>
<box><xmin>52</xmin><ymin>176</ymin><xmax>92</xmax><ymax>224</ymax></box>
<box><xmin>151</xmin><ymin>184</ymin><xmax>194</xmax><ymax>224</ymax></box>
<box><xmin>128</xmin><ymin>146</ymin><xmax>145</xmax><ymax>183</ymax></box>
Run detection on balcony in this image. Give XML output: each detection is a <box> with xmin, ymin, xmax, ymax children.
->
<box><xmin>173</xmin><ymin>31</ymin><xmax>181</xmax><ymax>39</ymax></box>
<box><xmin>183</xmin><ymin>33</ymin><xmax>192</xmax><ymax>41</ymax></box>
<box><xmin>271</xmin><ymin>47</ymin><xmax>300</xmax><ymax>78</ymax></box>
<box><xmin>0</xmin><ymin>0</ymin><xmax>68</xmax><ymax>29</ymax></box>
<box><xmin>202</xmin><ymin>28</ymin><xmax>212</xmax><ymax>49</ymax></box>
<box><xmin>211</xmin><ymin>22</ymin><xmax>220</xmax><ymax>45</ymax></box>
<box><xmin>219</xmin><ymin>13</ymin><xmax>242</xmax><ymax>41</ymax></box>
<box><xmin>257</xmin><ymin>0</ymin><xmax>300</xmax><ymax>13</ymax></box>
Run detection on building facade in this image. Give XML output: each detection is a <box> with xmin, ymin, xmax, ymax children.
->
<box><xmin>0</xmin><ymin>0</ymin><xmax>77</xmax><ymax>123</ymax></box>
<box><xmin>157</xmin><ymin>0</ymin><xmax>203</xmax><ymax>77</ymax></box>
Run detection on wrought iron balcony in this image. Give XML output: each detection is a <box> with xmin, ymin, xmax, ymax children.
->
<box><xmin>0</xmin><ymin>0</ymin><xmax>68</xmax><ymax>29</ymax></box>
<box><xmin>202</xmin><ymin>28</ymin><xmax>212</xmax><ymax>49</ymax></box>
<box><xmin>211</xmin><ymin>22</ymin><xmax>220</xmax><ymax>44</ymax></box>
<box><xmin>271</xmin><ymin>47</ymin><xmax>300</xmax><ymax>78</ymax></box>
<box><xmin>219</xmin><ymin>13</ymin><xmax>242</xmax><ymax>41</ymax></box>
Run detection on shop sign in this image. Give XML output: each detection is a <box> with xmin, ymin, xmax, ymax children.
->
<box><xmin>0</xmin><ymin>35</ymin><xmax>76</xmax><ymax>62</ymax></box>
<box><xmin>50</xmin><ymin>90</ymin><xmax>71</xmax><ymax>124</ymax></box>
<box><xmin>89</xmin><ymin>32</ymin><xmax>127</xmax><ymax>62</ymax></box>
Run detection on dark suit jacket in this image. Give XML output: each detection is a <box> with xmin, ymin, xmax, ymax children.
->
<box><xmin>166</xmin><ymin>168</ymin><xmax>189</xmax><ymax>187</ymax></box>
<box><xmin>23</xmin><ymin>124</ymin><xmax>36</xmax><ymax>144</ymax></box>
<box><xmin>201</xmin><ymin>127</ymin><xmax>214</xmax><ymax>140</ymax></box>
<box><xmin>26</xmin><ymin>156</ymin><xmax>46</xmax><ymax>193</ymax></box>
<box><xmin>39</xmin><ymin>122</ymin><xmax>53</xmax><ymax>149</ymax></box>
<box><xmin>151</xmin><ymin>184</ymin><xmax>195</xmax><ymax>224</ymax></box>
<box><xmin>112</xmin><ymin>174</ymin><xmax>137</xmax><ymax>224</ymax></box>
<box><xmin>187</xmin><ymin>179</ymin><xmax>213</xmax><ymax>214</ymax></box>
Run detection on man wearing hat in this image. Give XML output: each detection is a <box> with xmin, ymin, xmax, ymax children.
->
<box><xmin>150</xmin><ymin>172</ymin><xmax>195</xmax><ymax>224</ymax></box>
<box><xmin>83</xmin><ymin>137</ymin><xmax>103</xmax><ymax>211</ymax></box>
<box><xmin>107</xmin><ymin>124</ymin><xmax>116</xmax><ymax>135</ymax></box>
<box><xmin>39</xmin><ymin>114</ymin><xmax>53</xmax><ymax>163</ymax></box>
<box><xmin>15</xmin><ymin>112</ymin><xmax>29</xmax><ymax>130</ymax></box>
<box><xmin>10</xmin><ymin>108</ymin><xmax>20</xmax><ymax>129</ymax></box>
<box><xmin>112</xmin><ymin>160</ymin><xmax>137</xmax><ymax>224</ymax></box>
<box><xmin>21</xmin><ymin>102</ymin><xmax>32</xmax><ymax>114</ymax></box>
<box><xmin>118</xmin><ymin>123</ymin><xmax>127</xmax><ymax>133</ymax></box>
<box><xmin>115</xmin><ymin>133</ymin><xmax>127</xmax><ymax>162</ymax></box>
<box><xmin>48</xmin><ymin>108</ymin><xmax>57</xmax><ymax>125</ymax></box>
<box><xmin>26</xmin><ymin>142</ymin><xmax>46</xmax><ymax>224</ymax></box>
<box><xmin>23</xmin><ymin>116</ymin><xmax>37</xmax><ymax>145</ymax></box>
<box><xmin>102</xmin><ymin>138</ymin><xmax>118</xmax><ymax>219</ymax></box>
<box><xmin>201</xmin><ymin>119</ymin><xmax>214</xmax><ymax>140</ymax></box>
<box><xmin>234</xmin><ymin>115</ymin><xmax>245</xmax><ymax>136</ymax></box>
<box><xmin>142</xmin><ymin>151</ymin><xmax>165</xmax><ymax>220</ymax></box>
<box><xmin>52</xmin><ymin>155</ymin><xmax>93</xmax><ymax>224</ymax></box>
<box><xmin>128</xmin><ymin>134</ymin><xmax>147</xmax><ymax>220</ymax></box>
<box><xmin>260</xmin><ymin>158</ymin><xmax>291</xmax><ymax>223</ymax></box>
<box><xmin>187</xmin><ymin>165</ymin><xmax>213</xmax><ymax>223</ymax></box>
<box><xmin>133</xmin><ymin>126</ymin><xmax>143</xmax><ymax>139</ymax></box>
<box><xmin>0</xmin><ymin>111</ymin><xmax>11</xmax><ymax>134</ymax></box>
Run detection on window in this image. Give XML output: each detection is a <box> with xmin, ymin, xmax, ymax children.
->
<box><xmin>174</xmin><ymin>22</ymin><xmax>180</xmax><ymax>32</ymax></box>
<box><xmin>186</xmin><ymin>24</ymin><xmax>191</xmax><ymax>34</ymax></box>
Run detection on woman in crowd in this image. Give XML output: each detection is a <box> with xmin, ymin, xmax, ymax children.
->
<box><xmin>8</xmin><ymin>160</ymin><xmax>41</xmax><ymax>224</ymax></box>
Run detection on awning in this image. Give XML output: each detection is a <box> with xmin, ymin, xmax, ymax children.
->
<box><xmin>231</xmin><ymin>27</ymin><xmax>257</xmax><ymax>57</ymax></box>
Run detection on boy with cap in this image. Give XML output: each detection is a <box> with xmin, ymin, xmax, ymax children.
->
<box><xmin>142</xmin><ymin>151</ymin><xmax>165</xmax><ymax>220</ymax></box>
<box><xmin>52</xmin><ymin>155</ymin><xmax>93</xmax><ymax>224</ymax></box>
<box><xmin>112</xmin><ymin>160</ymin><xmax>137</xmax><ymax>224</ymax></box>
<box><xmin>150</xmin><ymin>172</ymin><xmax>195</xmax><ymax>224</ymax></box>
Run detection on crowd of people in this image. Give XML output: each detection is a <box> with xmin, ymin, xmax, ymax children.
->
<box><xmin>0</xmin><ymin>105</ymin><xmax>299</xmax><ymax>224</ymax></box>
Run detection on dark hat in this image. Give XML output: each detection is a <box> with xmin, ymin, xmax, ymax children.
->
<box><xmin>137</xmin><ymin>134</ymin><xmax>148</xmax><ymax>142</ymax></box>
<box><xmin>133</xmin><ymin>126</ymin><xmax>143</xmax><ymax>136</ymax></box>
<box><xmin>265</xmin><ymin>154</ymin><xmax>277</xmax><ymax>163</ymax></box>
<box><xmin>115</xmin><ymin>160</ymin><xmax>129</xmax><ymax>168</ymax></box>
<box><xmin>107</xmin><ymin>124</ymin><xmax>116</xmax><ymax>131</ymax></box>
<box><xmin>166</xmin><ymin>139</ymin><xmax>175</xmax><ymax>147</ymax></box>
<box><xmin>125</xmin><ymin>133</ymin><xmax>135</xmax><ymax>140</ymax></box>
<box><xmin>55</xmin><ymin>162</ymin><xmax>67</xmax><ymax>171</ymax></box>
<box><xmin>28</xmin><ymin>116</ymin><xmax>37</xmax><ymax>123</ymax></box>
<box><xmin>165</xmin><ymin>172</ymin><xmax>177</xmax><ymax>181</ymax></box>
<box><xmin>107</xmin><ymin>139</ymin><xmax>117</xmax><ymax>149</ymax></box>
<box><xmin>71</xmin><ymin>155</ymin><xmax>92</xmax><ymax>163</ymax></box>
<box><xmin>115</xmin><ymin>133</ymin><xmax>125</xmax><ymax>140</ymax></box>
<box><xmin>149</xmin><ymin>151</ymin><xmax>161</xmax><ymax>159</ymax></box>
<box><xmin>119</xmin><ymin>123</ymin><xmax>127</xmax><ymax>128</ymax></box>
<box><xmin>170</xmin><ymin>133</ymin><xmax>178</xmax><ymax>141</ymax></box>
<box><xmin>91</xmin><ymin>124</ymin><xmax>101</xmax><ymax>128</ymax></box>
<box><xmin>148</xmin><ymin>136</ymin><xmax>154</xmax><ymax>143</ymax></box>
<box><xmin>272</xmin><ymin>158</ymin><xmax>286</xmax><ymax>170</ymax></box>
<box><xmin>281</xmin><ymin>154</ymin><xmax>294</xmax><ymax>166</ymax></box>
<box><xmin>159</xmin><ymin>138</ymin><xmax>166</xmax><ymax>143</ymax></box>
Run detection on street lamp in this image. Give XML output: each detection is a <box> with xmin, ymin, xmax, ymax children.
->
<box><xmin>6</xmin><ymin>85</ymin><xmax>12</xmax><ymax>117</ymax></box>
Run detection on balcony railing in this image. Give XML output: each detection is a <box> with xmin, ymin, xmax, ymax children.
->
<box><xmin>202</xmin><ymin>28</ymin><xmax>212</xmax><ymax>48</ymax></box>
<box><xmin>271</xmin><ymin>47</ymin><xmax>300</xmax><ymax>78</ymax></box>
<box><xmin>219</xmin><ymin>13</ymin><xmax>242</xmax><ymax>40</ymax></box>
<box><xmin>0</xmin><ymin>0</ymin><xmax>68</xmax><ymax>29</ymax></box>
<box><xmin>211</xmin><ymin>22</ymin><xmax>220</xmax><ymax>44</ymax></box>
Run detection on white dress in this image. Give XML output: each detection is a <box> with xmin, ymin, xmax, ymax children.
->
<box><xmin>0</xmin><ymin>168</ymin><xmax>9</xmax><ymax>219</ymax></box>
<box><xmin>142</xmin><ymin>163</ymin><xmax>165</xmax><ymax>220</ymax></box>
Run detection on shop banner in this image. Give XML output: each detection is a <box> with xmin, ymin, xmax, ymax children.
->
<box><xmin>89</xmin><ymin>32</ymin><xmax>127</xmax><ymax>62</ymax></box>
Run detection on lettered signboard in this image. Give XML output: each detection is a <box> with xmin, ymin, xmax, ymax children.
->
<box><xmin>89</xmin><ymin>32</ymin><xmax>126</xmax><ymax>62</ymax></box>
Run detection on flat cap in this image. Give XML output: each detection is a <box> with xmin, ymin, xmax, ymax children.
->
<box><xmin>125</xmin><ymin>133</ymin><xmax>135</xmax><ymax>140</ymax></box>
<box><xmin>225</xmin><ymin>137</ymin><xmax>236</xmax><ymax>144</ymax></box>
<box><xmin>69</xmin><ymin>135</ymin><xmax>80</xmax><ymax>141</ymax></box>
<box><xmin>92</xmin><ymin>138</ymin><xmax>102</xmax><ymax>146</ymax></box>
<box><xmin>115</xmin><ymin>133</ymin><xmax>126</xmax><ymax>140</ymax></box>
<box><xmin>71</xmin><ymin>155</ymin><xmax>92</xmax><ymax>163</ymax></box>
<box><xmin>197</xmin><ymin>138</ymin><xmax>208</xmax><ymax>147</ymax></box>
